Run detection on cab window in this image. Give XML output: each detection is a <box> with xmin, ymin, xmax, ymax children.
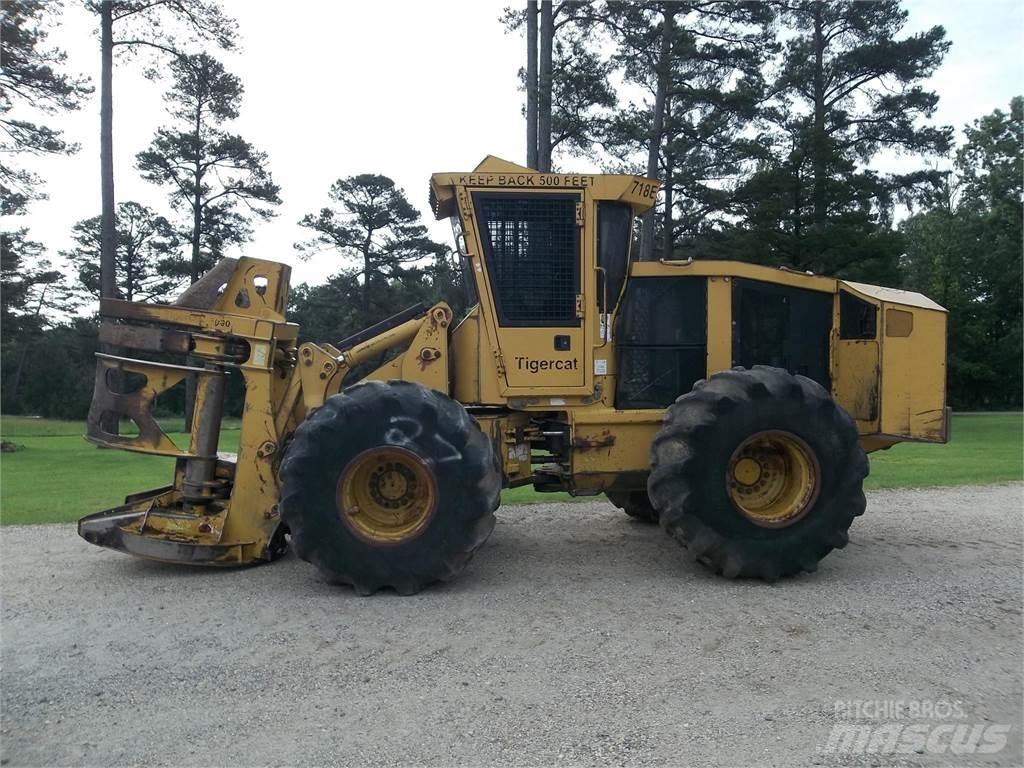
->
<box><xmin>474</xmin><ymin>193</ymin><xmax>580</xmax><ymax>327</ymax></box>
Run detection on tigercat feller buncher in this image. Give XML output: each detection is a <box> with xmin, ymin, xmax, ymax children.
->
<box><xmin>79</xmin><ymin>156</ymin><xmax>949</xmax><ymax>594</ymax></box>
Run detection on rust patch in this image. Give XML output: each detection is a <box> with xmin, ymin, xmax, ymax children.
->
<box><xmin>99</xmin><ymin>322</ymin><xmax>191</xmax><ymax>354</ymax></box>
<box><xmin>854</xmin><ymin>373</ymin><xmax>880</xmax><ymax>422</ymax></box>
<box><xmin>914</xmin><ymin>408</ymin><xmax>947</xmax><ymax>441</ymax></box>
<box><xmin>84</xmin><ymin>353</ymin><xmax>219</xmax><ymax>460</ymax></box>
<box><xmin>417</xmin><ymin>347</ymin><xmax>442</xmax><ymax>371</ymax></box>
<box><xmin>572</xmin><ymin>429</ymin><xmax>616</xmax><ymax>452</ymax></box>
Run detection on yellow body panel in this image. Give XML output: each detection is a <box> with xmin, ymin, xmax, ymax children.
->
<box><xmin>450</xmin><ymin>306</ymin><xmax>506</xmax><ymax>405</ymax></box>
<box><xmin>632</xmin><ymin>259</ymin><xmax>836</xmax><ymax>292</ymax></box>
<box><xmin>570</xmin><ymin>409</ymin><xmax>662</xmax><ymax>491</ymax></box>
<box><xmin>880</xmin><ymin>306</ymin><xmax>947</xmax><ymax>441</ymax></box>
<box><xmin>833</xmin><ymin>339</ymin><xmax>881</xmax><ymax>430</ymax></box>
<box><xmin>705</xmin><ymin>277</ymin><xmax>733</xmax><ymax>373</ymax></box>
<box><xmin>363</xmin><ymin>305</ymin><xmax>453</xmax><ymax>393</ymax></box>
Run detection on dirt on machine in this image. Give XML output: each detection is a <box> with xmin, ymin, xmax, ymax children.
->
<box><xmin>78</xmin><ymin>156</ymin><xmax>950</xmax><ymax>594</ymax></box>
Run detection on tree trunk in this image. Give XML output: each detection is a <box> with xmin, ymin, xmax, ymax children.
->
<box><xmin>538</xmin><ymin>0</ymin><xmax>553</xmax><ymax>172</ymax></box>
<box><xmin>792</xmin><ymin>159</ymin><xmax>803</xmax><ymax>268</ymax></box>
<box><xmin>125</xmin><ymin>244</ymin><xmax>133</xmax><ymax>302</ymax></box>
<box><xmin>190</xmin><ymin>104</ymin><xmax>203</xmax><ymax>284</ymax></box>
<box><xmin>9</xmin><ymin>344</ymin><xmax>30</xmax><ymax>410</ymax></box>
<box><xmin>191</xmin><ymin>200</ymin><xmax>202</xmax><ymax>283</ymax></box>
<box><xmin>360</xmin><ymin>227</ymin><xmax>375</xmax><ymax>315</ymax></box>
<box><xmin>362</xmin><ymin>251</ymin><xmax>372</xmax><ymax>315</ymax></box>
<box><xmin>99</xmin><ymin>1</ymin><xmax>116</xmax><ymax>300</ymax></box>
<box><xmin>526</xmin><ymin>1</ymin><xmax>539</xmax><ymax>169</ymax></box>
<box><xmin>98</xmin><ymin>1</ymin><xmax>119</xmax><ymax>436</ymax></box>
<box><xmin>184</xmin><ymin>107</ymin><xmax>204</xmax><ymax>429</ymax></box>
<box><xmin>811</xmin><ymin>2</ymin><xmax>827</xmax><ymax>230</ymax></box>
<box><xmin>662</xmin><ymin>151</ymin><xmax>674</xmax><ymax>260</ymax></box>
<box><xmin>639</xmin><ymin>4</ymin><xmax>674</xmax><ymax>262</ymax></box>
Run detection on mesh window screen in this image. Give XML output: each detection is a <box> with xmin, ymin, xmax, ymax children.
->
<box><xmin>617</xmin><ymin>347</ymin><xmax>707</xmax><ymax>409</ymax></box>
<box><xmin>614</xmin><ymin>277</ymin><xmax>707</xmax><ymax>409</ymax></box>
<box><xmin>732</xmin><ymin>279</ymin><xmax>833</xmax><ymax>388</ymax></box>
<box><xmin>475</xmin><ymin>194</ymin><xmax>580</xmax><ymax>326</ymax></box>
<box><xmin>618</xmin><ymin>278</ymin><xmax>706</xmax><ymax>346</ymax></box>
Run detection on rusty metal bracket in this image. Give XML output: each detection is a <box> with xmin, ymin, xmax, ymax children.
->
<box><xmin>86</xmin><ymin>354</ymin><xmax>204</xmax><ymax>457</ymax></box>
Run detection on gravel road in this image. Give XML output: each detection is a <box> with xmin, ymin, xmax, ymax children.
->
<box><xmin>2</xmin><ymin>484</ymin><xmax>1022</xmax><ymax>768</ymax></box>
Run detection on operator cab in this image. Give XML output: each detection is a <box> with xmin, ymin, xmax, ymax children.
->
<box><xmin>430</xmin><ymin>155</ymin><xmax>658</xmax><ymax>405</ymax></box>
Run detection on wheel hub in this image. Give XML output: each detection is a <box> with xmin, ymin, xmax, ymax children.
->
<box><xmin>732</xmin><ymin>457</ymin><xmax>762</xmax><ymax>486</ymax></box>
<box><xmin>370</xmin><ymin>463</ymin><xmax>418</xmax><ymax>507</ymax></box>
<box><xmin>727</xmin><ymin>431</ymin><xmax>820</xmax><ymax>528</ymax></box>
<box><xmin>337</xmin><ymin>446</ymin><xmax>437</xmax><ymax>544</ymax></box>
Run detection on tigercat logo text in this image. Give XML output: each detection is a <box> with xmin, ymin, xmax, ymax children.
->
<box><xmin>515</xmin><ymin>357</ymin><xmax>579</xmax><ymax>373</ymax></box>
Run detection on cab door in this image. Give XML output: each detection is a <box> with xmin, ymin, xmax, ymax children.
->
<box><xmin>471</xmin><ymin>191</ymin><xmax>589</xmax><ymax>395</ymax></box>
<box><xmin>832</xmin><ymin>289</ymin><xmax>881</xmax><ymax>432</ymax></box>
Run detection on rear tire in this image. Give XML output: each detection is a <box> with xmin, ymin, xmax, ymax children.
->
<box><xmin>280</xmin><ymin>380</ymin><xmax>500</xmax><ymax>595</ymax></box>
<box><xmin>606</xmin><ymin>490</ymin><xmax>659</xmax><ymax>523</ymax></box>
<box><xmin>648</xmin><ymin>366</ymin><xmax>868</xmax><ymax>580</ymax></box>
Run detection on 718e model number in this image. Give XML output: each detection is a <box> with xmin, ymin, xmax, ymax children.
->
<box><xmin>631</xmin><ymin>180</ymin><xmax>658</xmax><ymax>200</ymax></box>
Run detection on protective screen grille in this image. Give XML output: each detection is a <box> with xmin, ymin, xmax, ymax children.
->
<box><xmin>475</xmin><ymin>195</ymin><xmax>579</xmax><ymax>326</ymax></box>
<box><xmin>733</xmin><ymin>279</ymin><xmax>832</xmax><ymax>388</ymax></box>
<box><xmin>615</xmin><ymin>277</ymin><xmax>707</xmax><ymax>409</ymax></box>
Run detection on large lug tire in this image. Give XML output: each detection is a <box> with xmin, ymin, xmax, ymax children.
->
<box><xmin>606</xmin><ymin>490</ymin><xmax>660</xmax><ymax>524</ymax></box>
<box><xmin>280</xmin><ymin>380</ymin><xmax>501</xmax><ymax>595</ymax></box>
<box><xmin>648</xmin><ymin>366</ymin><xmax>868</xmax><ymax>581</ymax></box>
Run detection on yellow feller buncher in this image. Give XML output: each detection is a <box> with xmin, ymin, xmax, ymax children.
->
<box><xmin>79</xmin><ymin>156</ymin><xmax>949</xmax><ymax>593</ymax></box>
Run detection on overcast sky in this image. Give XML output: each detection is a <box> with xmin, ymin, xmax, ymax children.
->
<box><xmin>14</xmin><ymin>0</ymin><xmax>1024</xmax><ymax>291</ymax></box>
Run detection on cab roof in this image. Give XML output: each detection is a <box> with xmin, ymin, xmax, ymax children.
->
<box><xmin>429</xmin><ymin>155</ymin><xmax>660</xmax><ymax>220</ymax></box>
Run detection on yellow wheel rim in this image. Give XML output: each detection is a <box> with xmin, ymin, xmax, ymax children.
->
<box><xmin>337</xmin><ymin>446</ymin><xmax>437</xmax><ymax>545</ymax></box>
<box><xmin>726</xmin><ymin>431</ymin><xmax>820</xmax><ymax>528</ymax></box>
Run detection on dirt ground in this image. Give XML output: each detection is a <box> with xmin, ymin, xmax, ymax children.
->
<box><xmin>2</xmin><ymin>484</ymin><xmax>1022</xmax><ymax>767</ymax></box>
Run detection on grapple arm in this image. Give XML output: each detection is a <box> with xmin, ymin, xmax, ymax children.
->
<box><xmin>79</xmin><ymin>258</ymin><xmax>300</xmax><ymax>564</ymax></box>
<box><xmin>78</xmin><ymin>257</ymin><xmax>454</xmax><ymax>566</ymax></box>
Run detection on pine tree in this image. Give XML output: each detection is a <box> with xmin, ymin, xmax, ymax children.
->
<box><xmin>902</xmin><ymin>98</ymin><xmax>1023</xmax><ymax>408</ymax></box>
<box><xmin>719</xmin><ymin>1</ymin><xmax>951</xmax><ymax>282</ymax></box>
<box><xmin>505</xmin><ymin>1</ymin><xmax>616</xmax><ymax>170</ymax></box>
<box><xmin>296</xmin><ymin>175</ymin><xmax>449</xmax><ymax>323</ymax></box>
<box><xmin>593</xmin><ymin>1</ymin><xmax>776</xmax><ymax>260</ymax></box>
<box><xmin>0</xmin><ymin>1</ymin><xmax>87</xmax><ymax>412</ymax></box>
<box><xmin>93</xmin><ymin>0</ymin><xmax>237</xmax><ymax>299</ymax></box>
<box><xmin>1</xmin><ymin>0</ymin><xmax>91</xmax><ymax>213</ymax></box>
<box><xmin>0</xmin><ymin>229</ymin><xmax>77</xmax><ymax>410</ymax></box>
<box><xmin>64</xmin><ymin>202</ymin><xmax>183</xmax><ymax>303</ymax></box>
<box><xmin>136</xmin><ymin>53</ymin><xmax>280</xmax><ymax>283</ymax></box>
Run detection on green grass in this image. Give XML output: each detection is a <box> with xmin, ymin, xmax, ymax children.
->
<box><xmin>0</xmin><ymin>416</ymin><xmax>241</xmax><ymax>527</ymax></box>
<box><xmin>501</xmin><ymin>485</ymin><xmax>579</xmax><ymax>505</ymax></box>
<box><xmin>1</xmin><ymin>413</ymin><xmax>1020</xmax><ymax>526</ymax></box>
<box><xmin>863</xmin><ymin>412</ymin><xmax>1022</xmax><ymax>490</ymax></box>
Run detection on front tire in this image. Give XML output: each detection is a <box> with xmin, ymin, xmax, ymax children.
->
<box><xmin>648</xmin><ymin>366</ymin><xmax>868</xmax><ymax>581</ymax></box>
<box><xmin>280</xmin><ymin>380</ymin><xmax>500</xmax><ymax>595</ymax></box>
